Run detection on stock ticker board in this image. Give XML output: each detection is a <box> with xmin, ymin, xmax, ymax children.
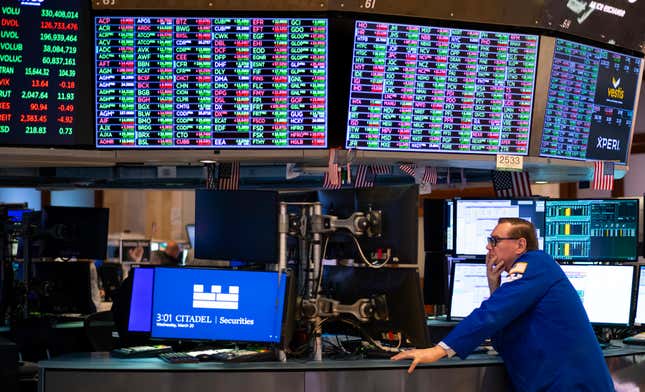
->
<box><xmin>539</xmin><ymin>39</ymin><xmax>642</xmax><ymax>164</ymax></box>
<box><xmin>345</xmin><ymin>21</ymin><xmax>538</xmax><ymax>155</ymax></box>
<box><xmin>0</xmin><ymin>0</ymin><xmax>89</xmax><ymax>146</ymax></box>
<box><xmin>95</xmin><ymin>17</ymin><xmax>328</xmax><ymax>148</ymax></box>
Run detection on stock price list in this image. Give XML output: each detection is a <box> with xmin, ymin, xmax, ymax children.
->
<box><xmin>346</xmin><ymin>21</ymin><xmax>538</xmax><ymax>155</ymax></box>
<box><xmin>0</xmin><ymin>0</ymin><xmax>84</xmax><ymax>146</ymax></box>
<box><xmin>95</xmin><ymin>17</ymin><xmax>327</xmax><ymax>148</ymax></box>
<box><xmin>539</xmin><ymin>39</ymin><xmax>642</xmax><ymax>164</ymax></box>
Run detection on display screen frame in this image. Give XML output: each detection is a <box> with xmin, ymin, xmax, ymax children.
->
<box><xmin>92</xmin><ymin>10</ymin><xmax>330</xmax><ymax>150</ymax></box>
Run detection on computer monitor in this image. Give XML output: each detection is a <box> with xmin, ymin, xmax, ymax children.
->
<box><xmin>634</xmin><ymin>265</ymin><xmax>645</xmax><ymax>326</ymax></box>
<box><xmin>560</xmin><ymin>264</ymin><xmax>635</xmax><ymax>326</ymax></box>
<box><xmin>544</xmin><ymin>199</ymin><xmax>639</xmax><ymax>261</ymax></box>
<box><xmin>422</xmin><ymin>199</ymin><xmax>453</xmax><ymax>253</ymax></box>
<box><xmin>121</xmin><ymin>239</ymin><xmax>151</xmax><ymax>263</ymax></box>
<box><xmin>454</xmin><ymin>199</ymin><xmax>546</xmax><ymax>257</ymax></box>
<box><xmin>29</xmin><ymin>261</ymin><xmax>96</xmax><ymax>315</ymax></box>
<box><xmin>186</xmin><ymin>224</ymin><xmax>195</xmax><ymax>249</ymax></box>
<box><xmin>150</xmin><ymin>267</ymin><xmax>287</xmax><ymax>343</ymax></box>
<box><xmin>318</xmin><ymin>185</ymin><xmax>419</xmax><ymax>264</ymax></box>
<box><xmin>7</xmin><ymin>208</ymin><xmax>32</xmax><ymax>223</ymax></box>
<box><xmin>195</xmin><ymin>190</ymin><xmax>279</xmax><ymax>263</ymax></box>
<box><xmin>94</xmin><ymin>16</ymin><xmax>328</xmax><ymax>149</ymax></box>
<box><xmin>35</xmin><ymin>206</ymin><xmax>110</xmax><ymax>260</ymax></box>
<box><xmin>321</xmin><ymin>265</ymin><xmax>430</xmax><ymax>348</ymax></box>
<box><xmin>345</xmin><ymin>20</ymin><xmax>538</xmax><ymax>155</ymax></box>
<box><xmin>127</xmin><ymin>266</ymin><xmax>155</xmax><ymax>333</ymax></box>
<box><xmin>449</xmin><ymin>262</ymin><xmax>490</xmax><ymax>320</ymax></box>
<box><xmin>539</xmin><ymin>38</ymin><xmax>643</xmax><ymax>164</ymax></box>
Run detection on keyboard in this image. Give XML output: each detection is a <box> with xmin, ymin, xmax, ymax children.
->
<box><xmin>111</xmin><ymin>345</ymin><xmax>173</xmax><ymax>358</ymax></box>
<box><xmin>159</xmin><ymin>352</ymin><xmax>200</xmax><ymax>364</ymax></box>
<box><xmin>186</xmin><ymin>348</ymin><xmax>275</xmax><ymax>362</ymax></box>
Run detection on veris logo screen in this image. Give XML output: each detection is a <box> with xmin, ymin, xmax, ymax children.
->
<box><xmin>540</xmin><ymin>39</ymin><xmax>642</xmax><ymax>164</ymax></box>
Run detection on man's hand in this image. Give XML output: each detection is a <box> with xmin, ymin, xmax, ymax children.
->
<box><xmin>486</xmin><ymin>253</ymin><xmax>504</xmax><ymax>294</ymax></box>
<box><xmin>128</xmin><ymin>245</ymin><xmax>144</xmax><ymax>262</ymax></box>
<box><xmin>390</xmin><ymin>346</ymin><xmax>447</xmax><ymax>374</ymax></box>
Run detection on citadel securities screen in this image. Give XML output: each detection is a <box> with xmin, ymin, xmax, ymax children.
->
<box><xmin>0</xmin><ymin>0</ymin><xmax>91</xmax><ymax>146</ymax></box>
<box><xmin>151</xmin><ymin>268</ymin><xmax>286</xmax><ymax>343</ymax></box>
<box><xmin>95</xmin><ymin>17</ymin><xmax>327</xmax><ymax>148</ymax></box>
<box><xmin>345</xmin><ymin>21</ymin><xmax>538</xmax><ymax>155</ymax></box>
<box><xmin>540</xmin><ymin>39</ymin><xmax>642</xmax><ymax>164</ymax></box>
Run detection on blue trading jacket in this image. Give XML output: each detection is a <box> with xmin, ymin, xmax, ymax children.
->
<box><xmin>442</xmin><ymin>250</ymin><xmax>614</xmax><ymax>391</ymax></box>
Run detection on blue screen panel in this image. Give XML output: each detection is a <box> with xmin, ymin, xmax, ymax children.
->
<box><xmin>128</xmin><ymin>267</ymin><xmax>154</xmax><ymax>332</ymax></box>
<box><xmin>151</xmin><ymin>268</ymin><xmax>286</xmax><ymax>343</ymax></box>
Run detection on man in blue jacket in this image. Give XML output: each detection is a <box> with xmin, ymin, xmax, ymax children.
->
<box><xmin>392</xmin><ymin>217</ymin><xmax>614</xmax><ymax>391</ymax></box>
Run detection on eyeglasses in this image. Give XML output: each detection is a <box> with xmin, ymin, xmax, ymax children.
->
<box><xmin>487</xmin><ymin>236</ymin><xmax>520</xmax><ymax>247</ymax></box>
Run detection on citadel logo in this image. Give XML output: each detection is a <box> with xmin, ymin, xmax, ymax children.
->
<box><xmin>192</xmin><ymin>284</ymin><xmax>239</xmax><ymax>310</ymax></box>
<box><xmin>607</xmin><ymin>76</ymin><xmax>624</xmax><ymax>99</ymax></box>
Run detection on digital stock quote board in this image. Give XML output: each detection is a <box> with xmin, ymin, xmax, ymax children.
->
<box><xmin>95</xmin><ymin>17</ymin><xmax>328</xmax><ymax>148</ymax></box>
<box><xmin>0</xmin><ymin>0</ymin><xmax>90</xmax><ymax>146</ymax></box>
<box><xmin>539</xmin><ymin>39</ymin><xmax>642</xmax><ymax>164</ymax></box>
<box><xmin>345</xmin><ymin>21</ymin><xmax>539</xmax><ymax>155</ymax></box>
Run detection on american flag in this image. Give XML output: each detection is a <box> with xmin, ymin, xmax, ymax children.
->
<box><xmin>371</xmin><ymin>164</ymin><xmax>392</xmax><ymax>175</ymax></box>
<box><xmin>399</xmin><ymin>163</ymin><xmax>416</xmax><ymax>176</ymax></box>
<box><xmin>323</xmin><ymin>170</ymin><xmax>342</xmax><ymax>189</ymax></box>
<box><xmin>492</xmin><ymin>170</ymin><xmax>532</xmax><ymax>197</ymax></box>
<box><xmin>592</xmin><ymin>161</ymin><xmax>614</xmax><ymax>191</ymax></box>
<box><xmin>422</xmin><ymin>166</ymin><xmax>438</xmax><ymax>184</ymax></box>
<box><xmin>218</xmin><ymin>161</ymin><xmax>240</xmax><ymax>190</ymax></box>
<box><xmin>354</xmin><ymin>164</ymin><xmax>376</xmax><ymax>188</ymax></box>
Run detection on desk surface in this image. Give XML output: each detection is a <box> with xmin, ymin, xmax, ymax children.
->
<box><xmin>38</xmin><ymin>341</ymin><xmax>645</xmax><ymax>372</ymax></box>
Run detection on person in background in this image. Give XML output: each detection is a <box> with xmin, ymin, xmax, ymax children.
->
<box><xmin>392</xmin><ymin>217</ymin><xmax>615</xmax><ymax>391</ymax></box>
<box><xmin>151</xmin><ymin>241</ymin><xmax>180</xmax><ymax>266</ymax></box>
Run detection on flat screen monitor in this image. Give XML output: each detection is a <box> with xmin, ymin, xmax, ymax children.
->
<box><xmin>449</xmin><ymin>262</ymin><xmax>489</xmax><ymax>320</ymax></box>
<box><xmin>0</xmin><ymin>0</ymin><xmax>91</xmax><ymax>147</ymax></box>
<box><xmin>345</xmin><ymin>20</ymin><xmax>538</xmax><ymax>155</ymax></box>
<box><xmin>560</xmin><ymin>264</ymin><xmax>634</xmax><ymax>326</ymax></box>
<box><xmin>30</xmin><ymin>261</ymin><xmax>95</xmax><ymax>315</ymax></box>
<box><xmin>539</xmin><ymin>38</ymin><xmax>643</xmax><ymax>164</ymax></box>
<box><xmin>127</xmin><ymin>266</ymin><xmax>154</xmax><ymax>333</ymax></box>
<box><xmin>422</xmin><ymin>199</ymin><xmax>452</xmax><ymax>253</ymax></box>
<box><xmin>150</xmin><ymin>267</ymin><xmax>287</xmax><ymax>343</ymax></box>
<box><xmin>7</xmin><ymin>208</ymin><xmax>32</xmax><ymax>223</ymax></box>
<box><xmin>544</xmin><ymin>199</ymin><xmax>639</xmax><ymax>261</ymax></box>
<box><xmin>321</xmin><ymin>265</ymin><xmax>430</xmax><ymax>348</ymax></box>
<box><xmin>36</xmin><ymin>206</ymin><xmax>109</xmax><ymax>260</ymax></box>
<box><xmin>318</xmin><ymin>185</ymin><xmax>418</xmax><ymax>264</ymax></box>
<box><xmin>195</xmin><ymin>190</ymin><xmax>279</xmax><ymax>263</ymax></box>
<box><xmin>121</xmin><ymin>239</ymin><xmax>151</xmax><ymax>263</ymax></box>
<box><xmin>634</xmin><ymin>266</ymin><xmax>645</xmax><ymax>326</ymax></box>
<box><xmin>186</xmin><ymin>224</ymin><xmax>195</xmax><ymax>248</ymax></box>
<box><xmin>94</xmin><ymin>16</ymin><xmax>328</xmax><ymax>148</ymax></box>
<box><xmin>454</xmin><ymin>199</ymin><xmax>546</xmax><ymax>257</ymax></box>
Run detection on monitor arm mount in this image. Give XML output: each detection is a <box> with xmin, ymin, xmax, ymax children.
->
<box><xmin>278</xmin><ymin>202</ymin><xmax>384</xmax><ymax>361</ymax></box>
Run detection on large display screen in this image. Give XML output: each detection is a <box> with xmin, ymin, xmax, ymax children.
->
<box><xmin>345</xmin><ymin>21</ymin><xmax>538</xmax><ymax>155</ymax></box>
<box><xmin>454</xmin><ymin>199</ymin><xmax>546</xmax><ymax>257</ymax></box>
<box><xmin>544</xmin><ymin>199</ymin><xmax>639</xmax><ymax>261</ymax></box>
<box><xmin>560</xmin><ymin>264</ymin><xmax>634</xmax><ymax>326</ymax></box>
<box><xmin>151</xmin><ymin>267</ymin><xmax>286</xmax><ymax>343</ymax></box>
<box><xmin>0</xmin><ymin>0</ymin><xmax>90</xmax><ymax>146</ymax></box>
<box><xmin>539</xmin><ymin>39</ymin><xmax>642</xmax><ymax>164</ymax></box>
<box><xmin>95</xmin><ymin>17</ymin><xmax>327</xmax><ymax>148</ymax></box>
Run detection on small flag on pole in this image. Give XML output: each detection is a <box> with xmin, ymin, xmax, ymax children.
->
<box><xmin>492</xmin><ymin>170</ymin><xmax>532</xmax><ymax>197</ymax></box>
<box><xmin>422</xmin><ymin>166</ymin><xmax>438</xmax><ymax>184</ymax></box>
<box><xmin>205</xmin><ymin>163</ymin><xmax>217</xmax><ymax>190</ymax></box>
<box><xmin>218</xmin><ymin>161</ymin><xmax>240</xmax><ymax>190</ymax></box>
<box><xmin>399</xmin><ymin>163</ymin><xmax>416</xmax><ymax>176</ymax></box>
<box><xmin>592</xmin><ymin>161</ymin><xmax>614</xmax><ymax>191</ymax></box>
<box><xmin>354</xmin><ymin>164</ymin><xmax>375</xmax><ymax>189</ymax></box>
